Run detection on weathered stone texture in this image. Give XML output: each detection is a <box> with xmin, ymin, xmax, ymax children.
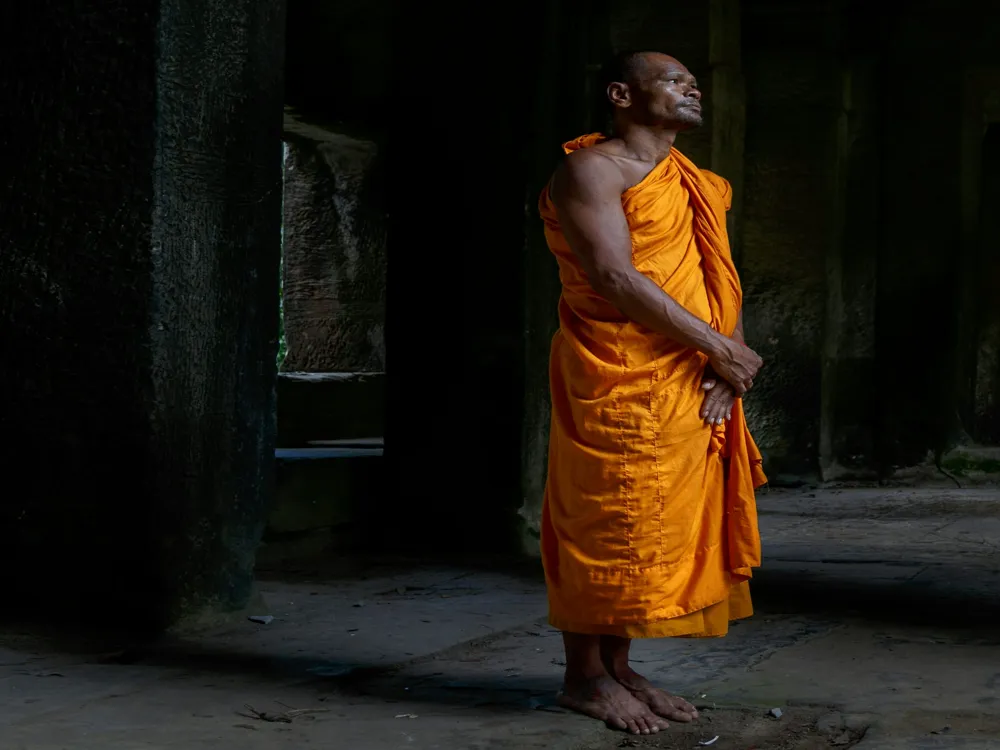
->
<box><xmin>0</xmin><ymin>0</ymin><xmax>284</xmax><ymax>629</ymax></box>
<box><xmin>739</xmin><ymin>3</ymin><xmax>840</xmax><ymax>477</ymax></box>
<box><xmin>281</xmin><ymin>132</ymin><xmax>386</xmax><ymax>373</ymax></box>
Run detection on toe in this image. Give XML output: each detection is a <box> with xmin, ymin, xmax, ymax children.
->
<box><xmin>656</xmin><ymin>695</ymin><xmax>697</xmax><ymax>722</ymax></box>
<box><xmin>672</xmin><ymin>698</ymin><xmax>698</xmax><ymax>721</ymax></box>
<box><xmin>626</xmin><ymin>718</ymin><xmax>641</xmax><ymax>735</ymax></box>
<box><xmin>630</xmin><ymin>705</ymin><xmax>657</xmax><ymax>735</ymax></box>
<box><xmin>607</xmin><ymin>715</ymin><xmax>628</xmax><ymax>732</ymax></box>
<box><xmin>677</xmin><ymin>697</ymin><xmax>697</xmax><ymax>713</ymax></box>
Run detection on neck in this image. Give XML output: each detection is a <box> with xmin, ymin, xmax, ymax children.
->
<box><xmin>611</xmin><ymin>120</ymin><xmax>679</xmax><ymax>163</ymax></box>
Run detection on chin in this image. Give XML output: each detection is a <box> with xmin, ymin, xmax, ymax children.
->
<box><xmin>677</xmin><ymin>114</ymin><xmax>704</xmax><ymax>130</ymax></box>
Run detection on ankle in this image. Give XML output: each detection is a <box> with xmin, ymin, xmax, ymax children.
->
<box><xmin>602</xmin><ymin>658</ymin><xmax>637</xmax><ymax>680</ymax></box>
<box><xmin>561</xmin><ymin>632</ymin><xmax>607</xmax><ymax>683</ymax></box>
<box><xmin>564</xmin><ymin>661</ymin><xmax>610</xmax><ymax>683</ymax></box>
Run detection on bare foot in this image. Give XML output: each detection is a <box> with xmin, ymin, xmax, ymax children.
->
<box><xmin>557</xmin><ymin>674</ymin><xmax>671</xmax><ymax>735</ymax></box>
<box><xmin>610</xmin><ymin>666</ymin><xmax>699</xmax><ymax>722</ymax></box>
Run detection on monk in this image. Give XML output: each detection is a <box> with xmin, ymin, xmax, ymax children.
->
<box><xmin>539</xmin><ymin>51</ymin><xmax>767</xmax><ymax>736</ymax></box>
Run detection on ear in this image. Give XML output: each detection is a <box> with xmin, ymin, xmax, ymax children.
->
<box><xmin>607</xmin><ymin>82</ymin><xmax>631</xmax><ymax>109</ymax></box>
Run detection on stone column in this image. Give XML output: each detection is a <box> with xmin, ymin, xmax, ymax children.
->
<box><xmin>739</xmin><ymin>1</ymin><xmax>842</xmax><ymax>480</ymax></box>
<box><xmin>876</xmin><ymin>12</ymin><xmax>964</xmax><ymax>469</ymax></box>
<box><xmin>280</xmin><ymin>119</ymin><xmax>387</xmax><ymax>374</ymax></box>
<box><xmin>973</xmin><ymin>120</ymin><xmax>1000</xmax><ymax>444</ymax></box>
<box><xmin>819</xmin><ymin>54</ymin><xmax>880</xmax><ymax>481</ymax></box>
<box><xmin>0</xmin><ymin>0</ymin><xmax>285</xmax><ymax>630</ymax></box>
<box><xmin>956</xmin><ymin>71</ymin><xmax>1000</xmax><ymax>447</ymax></box>
<box><xmin>709</xmin><ymin>0</ymin><xmax>746</xmax><ymax>267</ymax></box>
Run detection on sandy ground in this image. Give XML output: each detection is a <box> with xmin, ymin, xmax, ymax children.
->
<box><xmin>3</xmin><ymin>486</ymin><xmax>1000</xmax><ymax>749</ymax></box>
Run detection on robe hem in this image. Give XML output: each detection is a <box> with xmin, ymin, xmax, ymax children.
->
<box><xmin>549</xmin><ymin>581</ymin><xmax>754</xmax><ymax>638</ymax></box>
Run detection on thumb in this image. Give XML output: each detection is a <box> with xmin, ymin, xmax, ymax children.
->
<box><xmin>702</xmin><ymin>379</ymin><xmax>716</xmax><ymax>390</ymax></box>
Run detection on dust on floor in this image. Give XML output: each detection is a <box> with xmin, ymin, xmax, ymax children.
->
<box><xmin>580</xmin><ymin>707</ymin><xmax>867</xmax><ymax>750</ymax></box>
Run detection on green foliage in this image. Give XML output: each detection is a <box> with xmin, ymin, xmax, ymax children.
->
<box><xmin>941</xmin><ymin>454</ymin><xmax>1000</xmax><ymax>476</ymax></box>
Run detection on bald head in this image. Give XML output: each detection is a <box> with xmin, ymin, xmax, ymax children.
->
<box><xmin>598</xmin><ymin>50</ymin><xmax>703</xmax><ymax>131</ymax></box>
<box><xmin>600</xmin><ymin>51</ymin><xmax>676</xmax><ymax>94</ymax></box>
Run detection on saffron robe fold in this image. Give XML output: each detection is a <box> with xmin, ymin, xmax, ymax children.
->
<box><xmin>539</xmin><ymin>134</ymin><xmax>767</xmax><ymax>638</ymax></box>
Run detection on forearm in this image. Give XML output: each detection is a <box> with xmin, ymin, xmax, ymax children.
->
<box><xmin>595</xmin><ymin>267</ymin><xmax>730</xmax><ymax>357</ymax></box>
<box><xmin>733</xmin><ymin>311</ymin><xmax>745</xmax><ymax>344</ymax></box>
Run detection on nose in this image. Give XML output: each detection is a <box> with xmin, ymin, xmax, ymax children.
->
<box><xmin>686</xmin><ymin>87</ymin><xmax>701</xmax><ymax>101</ymax></box>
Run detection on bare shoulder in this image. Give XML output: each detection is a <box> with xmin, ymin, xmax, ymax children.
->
<box><xmin>552</xmin><ymin>148</ymin><xmax>627</xmax><ymax>205</ymax></box>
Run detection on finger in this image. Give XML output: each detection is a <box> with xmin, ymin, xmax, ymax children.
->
<box><xmin>708</xmin><ymin>400</ymin><xmax>726</xmax><ymax>423</ymax></box>
<box><xmin>723</xmin><ymin>397</ymin><xmax>735</xmax><ymax>420</ymax></box>
<box><xmin>700</xmin><ymin>391</ymin><xmax>720</xmax><ymax>419</ymax></box>
<box><xmin>712</xmin><ymin>402</ymin><xmax>730</xmax><ymax>425</ymax></box>
<box><xmin>703</xmin><ymin>393</ymin><xmax>724</xmax><ymax>422</ymax></box>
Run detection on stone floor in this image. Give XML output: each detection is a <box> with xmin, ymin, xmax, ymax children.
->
<box><xmin>3</xmin><ymin>486</ymin><xmax>1000</xmax><ymax>749</ymax></box>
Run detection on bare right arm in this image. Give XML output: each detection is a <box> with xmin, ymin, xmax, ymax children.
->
<box><xmin>550</xmin><ymin>152</ymin><xmax>761</xmax><ymax>394</ymax></box>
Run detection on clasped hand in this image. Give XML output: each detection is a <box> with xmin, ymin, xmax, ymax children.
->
<box><xmin>700</xmin><ymin>369</ymin><xmax>735</xmax><ymax>426</ymax></box>
<box><xmin>701</xmin><ymin>341</ymin><xmax>763</xmax><ymax>425</ymax></box>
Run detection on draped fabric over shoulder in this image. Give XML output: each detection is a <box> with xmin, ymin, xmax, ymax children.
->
<box><xmin>539</xmin><ymin>133</ymin><xmax>767</xmax><ymax>638</ymax></box>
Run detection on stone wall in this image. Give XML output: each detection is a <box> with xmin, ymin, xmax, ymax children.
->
<box><xmin>0</xmin><ymin>0</ymin><xmax>284</xmax><ymax>629</ymax></box>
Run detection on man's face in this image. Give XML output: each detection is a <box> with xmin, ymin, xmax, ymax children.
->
<box><xmin>611</xmin><ymin>54</ymin><xmax>703</xmax><ymax>130</ymax></box>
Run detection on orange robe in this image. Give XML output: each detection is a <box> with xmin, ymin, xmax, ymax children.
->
<box><xmin>539</xmin><ymin>134</ymin><xmax>767</xmax><ymax>639</ymax></box>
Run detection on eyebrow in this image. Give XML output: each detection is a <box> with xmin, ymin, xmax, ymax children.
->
<box><xmin>662</xmin><ymin>70</ymin><xmax>696</xmax><ymax>82</ymax></box>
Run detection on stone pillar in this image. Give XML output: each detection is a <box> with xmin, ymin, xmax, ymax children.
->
<box><xmin>0</xmin><ymin>0</ymin><xmax>285</xmax><ymax>630</ymax></box>
<box><xmin>280</xmin><ymin>119</ymin><xmax>387</xmax><ymax>374</ymax></box>
<box><xmin>973</xmin><ymin>122</ymin><xmax>1000</xmax><ymax>444</ymax></box>
<box><xmin>819</xmin><ymin>53</ymin><xmax>880</xmax><ymax>481</ymax></box>
<box><xmin>709</xmin><ymin>0</ymin><xmax>746</xmax><ymax>267</ymax></box>
<box><xmin>739</xmin><ymin>1</ymin><xmax>842</xmax><ymax>480</ymax></box>
<box><xmin>876</xmin><ymin>12</ymin><xmax>964</xmax><ymax>468</ymax></box>
<box><xmin>958</xmin><ymin>72</ymin><xmax>1000</xmax><ymax>447</ymax></box>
